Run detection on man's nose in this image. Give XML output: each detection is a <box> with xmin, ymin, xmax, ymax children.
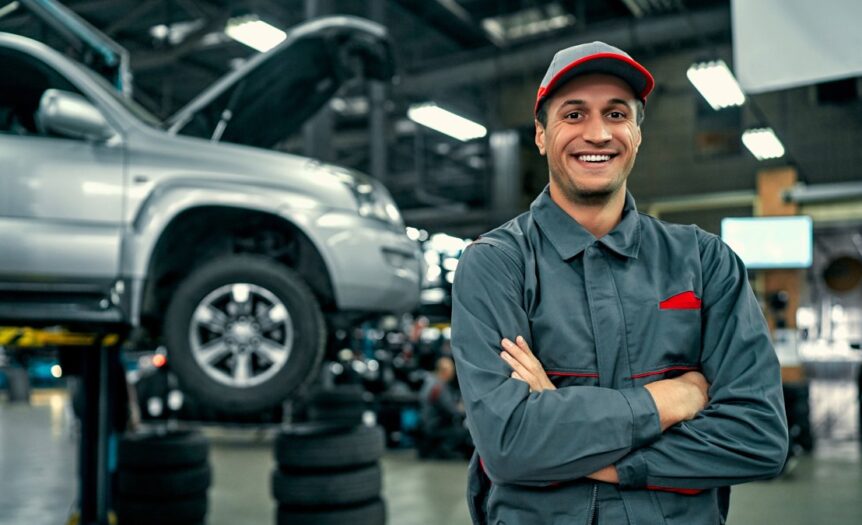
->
<box><xmin>583</xmin><ymin>116</ymin><xmax>612</xmax><ymax>144</ymax></box>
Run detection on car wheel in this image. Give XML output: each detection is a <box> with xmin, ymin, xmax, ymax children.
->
<box><xmin>164</xmin><ymin>255</ymin><xmax>325</xmax><ymax>414</ymax></box>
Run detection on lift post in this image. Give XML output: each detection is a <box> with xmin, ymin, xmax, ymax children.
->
<box><xmin>0</xmin><ymin>325</ymin><xmax>127</xmax><ymax>525</ymax></box>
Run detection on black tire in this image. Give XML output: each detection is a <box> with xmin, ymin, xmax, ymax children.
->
<box><xmin>311</xmin><ymin>385</ymin><xmax>369</xmax><ymax>407</ymax></box>
<box><xmin>306</xmin><ymin>385</ymin><xmax>370</xmax><ymax>425</ymax></box>
<box><xmin>275</xmin><ymin>424</ymin><xmax>385</xmax><ymax>470</ymax></box>
<box><xmin>164</xmin><ymin>255</ymin><xmax>326</xmax><ymax>414</ymax></box>
<box><xmin>307</xmin><ymin>404</ymin><xmax>368</xmax><ymax>426</ymax></box>
<box><xmin>277</xmin><ymin>498</ymin><xmax>386</xmax><ymax>525</ymax></box>
<box><xmin>114</xmin><ymin>494</ymin><xmax>207</xmax><ymax>525</ymax></box>
<box><xmin>272</xmin><ymin>464</ymin><xmax>381</xmax><ymax>506</ymax></box>
<box><xmin>117</xmin><ymin>464</ymin><xmax>211</xmax><ymax>498</ymax></box>
<box><xmin>118</xmin><ymin>430</ymin><xmax>208</xmax><ymax>469</ymax></box>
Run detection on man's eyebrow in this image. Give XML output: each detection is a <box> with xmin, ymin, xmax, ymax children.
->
<box><xmin>558</xmin><ymin>98</ymin><xmax>633</xmax><ymax>109</ymax></box>
<box><xmin>558</xmin><ymin>99</ymin><xmax>585</xmax><ymax>108</ymax></box>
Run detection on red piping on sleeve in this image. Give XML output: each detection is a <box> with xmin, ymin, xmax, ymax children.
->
<box><xmin>647</xmin><ymin>485</ymin><xmax>704</xmax><ymax>495</ymax></box>
<box><xmin>659</xmin><ymin>291</ymin><xmax>702</xmax><ymax>310</ymax></box>
<box><xmin>631</xmin><ymin>365</ymin><xmax>700</xmax><ymax>379</ymax></box>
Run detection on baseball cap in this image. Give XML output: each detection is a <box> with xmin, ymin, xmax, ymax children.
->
<box><xmin>535</xmin><ymin>41</ymin><xmax>654</xmax><ymax>115</ymax></box>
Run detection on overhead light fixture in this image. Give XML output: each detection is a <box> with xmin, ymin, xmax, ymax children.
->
<box><xmin>225</xmin><ymin>15</ymin><xmax>286</xmax><ymax>53</ymax></box>
<box><xmin>686</xmin><ymin>59</ymin><xmax>746</xmax><ymax>110</ymax></box>
<box><xmin>407</xmin><ymin>103</ymin><xmax>487</xmax><ymax>142</ymax></box>
<box><xmin>480</xmin><ymin>3</ymin><xmax>575</xmax><ymax>44</ymax></box>
<box><xmin>742</xmin><ymin>127</ymin><xmax>785</xmax><ymax>160</ymax></box>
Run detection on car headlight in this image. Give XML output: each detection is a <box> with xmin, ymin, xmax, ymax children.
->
<box><xmin>334</xmin><ymin>169</ymin><xmax>404</xmax><ymax>230</ymax></box>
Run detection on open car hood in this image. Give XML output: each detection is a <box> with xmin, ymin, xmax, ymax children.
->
<box><xmin>166</xmin><ymin>16</ymin><xmax>394</xmax><ymax>148</ymax></box>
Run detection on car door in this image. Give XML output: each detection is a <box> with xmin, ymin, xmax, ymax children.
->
<box><xmin>0</xmin><ymin>45</ymin><xmax>124</xmax><ymax>295</ymax></box>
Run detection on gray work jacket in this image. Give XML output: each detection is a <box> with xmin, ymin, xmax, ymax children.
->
<box><xmin>451</xmin><ymin>188</ymin><xmax>788</xmax><ymax>525</ymax></box>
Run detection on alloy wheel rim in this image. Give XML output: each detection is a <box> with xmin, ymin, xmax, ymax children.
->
<box><xmin>188</xmin><ymin>283</ymin><xmax>294</xmax><ymax>388</ymax></box>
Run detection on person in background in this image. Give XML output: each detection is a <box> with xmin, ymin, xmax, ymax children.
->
<box><xmin>418</xmin><ymin>356</ymin><xmax>471</xmax><ymax>459</ymax></box>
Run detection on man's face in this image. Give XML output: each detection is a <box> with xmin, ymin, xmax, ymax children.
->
<box><xmin>535</xmin><ymin>73</ymin><xmax>642</xmax><ymax>205</ymax></box>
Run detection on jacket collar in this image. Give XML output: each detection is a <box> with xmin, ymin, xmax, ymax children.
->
<box><xmin>530</xmin><ymin>185</ymin><xmax>641</xmax><ymax>260</ymax></box>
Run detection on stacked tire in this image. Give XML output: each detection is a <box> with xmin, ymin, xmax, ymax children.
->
<box><xmin>273</xmin><ymin>423</ymin><xmax>386</xmax><ymax>525</ymax></box>
<box><xmin>305</xmin><ymin>385</ymin><xmax>371</xmax><ymax>426</ymax></box>
<box><xmin>114</xmin><ymin>429</ymin><xmax>211</xmax><ymax>525</ymax></box>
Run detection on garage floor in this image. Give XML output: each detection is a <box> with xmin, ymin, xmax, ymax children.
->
<box><xmin>1</xmin><ymin>390</ymin><xmax>861</xmax><ymax>525</ymax></box>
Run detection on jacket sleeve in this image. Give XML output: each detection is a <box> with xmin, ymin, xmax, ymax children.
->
<box><xmin>452</xmin><ymin>240</ymin><xmax>662</xmax><ymax>485</ymax></box>
<box><xmin>616</xmin><ymin>231</ymin><xmax>789</xmax><ymax>490</ymax></box>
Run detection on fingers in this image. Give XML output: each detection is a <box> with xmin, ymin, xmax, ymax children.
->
<box><xmin>511</xmin><ymin>371</ymin><xmax>525</xmax><ymax>382</ymax></box>
<box><xmin>501</xmin><ymin>336</ymin><xmax>556</xmax><ymax>392</ymax></box>
<box><xmin>501</xmin><ymin>348</ymin><xmax>532</xmax><ymax>383</ymax></box>
<box><xmin>502</xmin><ymin>336</ymin><xmax>538</xmax><ymax>369</ymax></box>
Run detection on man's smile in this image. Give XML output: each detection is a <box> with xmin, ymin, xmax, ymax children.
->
<box><xmin>569</xmin><ymin>151</ymin><xmax>619</xmax><ymax>168</ymax></box>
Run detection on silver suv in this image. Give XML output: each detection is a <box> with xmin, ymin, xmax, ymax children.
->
<box><xmin>0</xmin><ymin>17</ymin><xmax>421</xmax><ymax>414</ymax></box>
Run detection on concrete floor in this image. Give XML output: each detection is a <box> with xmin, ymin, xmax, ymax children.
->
<box><xmin>2</xmin><ymin>389</ymin><xmax>861</xmax><ymax>525</ymax></box>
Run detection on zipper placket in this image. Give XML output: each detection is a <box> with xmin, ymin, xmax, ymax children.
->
<box><xmin>586</xmin><ymin>483</ymin><xmax>598</xmax><ymax>525</ymax></box>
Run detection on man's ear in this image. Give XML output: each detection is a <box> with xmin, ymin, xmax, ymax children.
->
<box><xmin>534</xmin><ymin>120</ymin><xmax>546</xmax><ymax>156</ymax></box>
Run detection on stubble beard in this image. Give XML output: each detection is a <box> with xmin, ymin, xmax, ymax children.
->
<box><xmin>549</xmin><ymin>161</ymin><xmax>633</xmax><ymax>206</ymax></box>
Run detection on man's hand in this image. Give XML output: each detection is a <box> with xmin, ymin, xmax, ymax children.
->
<box><xmin>500</xmin><ymin>336</ymin><xmax>556</xmax><ymax>392</ymax></box>
<box><xmin>586</xmin><ymin>465</ymin><xmax>619</xmax><ymax>484</ymax></box>
<box><xmin>644</xmin><ymin>371</ymin><xmax>710</xmax><ymax>431</ymax></box>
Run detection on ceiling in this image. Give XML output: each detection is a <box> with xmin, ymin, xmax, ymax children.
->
<box><xmin>3</xmin><ymin>1</ymin><xmax>858</xmax><ymax>237</ymax></box>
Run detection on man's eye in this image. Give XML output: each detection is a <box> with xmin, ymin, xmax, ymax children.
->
<box><xmin>608</xmin><ymin>111</ymin><xmax>626</xmax><ymax>119</ymax></box>
<box><xmin>565</xmin><ymin>112</ymin><xmax>582</xmax><ymax>120</ymax></box>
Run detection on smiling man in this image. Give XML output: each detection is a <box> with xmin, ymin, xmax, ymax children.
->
<box><xmin>451</xmin><ymin>42</ymin><xmax>789</xmax><ymax>524</ymax></box>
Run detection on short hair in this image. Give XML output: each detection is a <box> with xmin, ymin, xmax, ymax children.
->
<box><xmin>535</xmin><ymin>99</ymin><xmax>645</xmax><ymax>128</ymax></box>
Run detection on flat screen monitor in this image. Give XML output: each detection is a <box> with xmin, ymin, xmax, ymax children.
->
<box><xmin>720</xmin><ymin>216</ymin><xmax>813</xmax><ymax>269</ymax></box>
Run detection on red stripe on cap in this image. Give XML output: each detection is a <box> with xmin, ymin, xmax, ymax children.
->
<box><xmin>535</xmin><ymin>52</ymin><xmax>655</xmax><ymax>113</ymax></box>
<box><xmin>659</xmin><ymin>291</ymin><xmax>702</xmax><ymax>310</ymax></box>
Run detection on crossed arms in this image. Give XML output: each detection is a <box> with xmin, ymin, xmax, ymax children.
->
<box><xmin>451</xmin><ymin>236</ymin><xmax>788</xmax><ymax>490</ymax></box>
<box><xmin>500</xmin><ymin>335</ymin><xmax>709</xmax><ymax>484</ymax></box>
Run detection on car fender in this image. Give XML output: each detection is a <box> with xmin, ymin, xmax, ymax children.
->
<box><xmin>122</xmin><ymin>179</ymin><xmax>341</xmax><ymax>311</ymax></box>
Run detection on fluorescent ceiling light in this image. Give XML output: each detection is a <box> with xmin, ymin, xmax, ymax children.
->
<box><xmin>742</xmin><ymin>127</ymin><xmax>785</xmax><ymax>160</ymax></box>
<box><xmin>407</xmin><ymin>103</ymin><xmax>487</xmax><ymax>142</ymax></box>
<box><xmin>481</xmin><ymin>3</ymin><xmax>575</xmax><ymax>44</ymax></box>
<box><xmin>225</xmin><ymin>15</ymin><xmax>286</xmax><ymax>53</ymax></box>
<box><xmin>686</xmin><ymin>59</ymin><xmax>746</xmax><ymax>110</ymax></box>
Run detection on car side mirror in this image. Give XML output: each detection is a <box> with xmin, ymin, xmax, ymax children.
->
<box><xmin>36</xmin><ymin>89</ymin><xmax>115</xmax><ymax>142</ymax></box>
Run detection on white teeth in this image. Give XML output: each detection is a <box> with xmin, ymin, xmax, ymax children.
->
<box><xmin>578</xmin><ymin>154</ymin><xmax>611</xmax><ymax>162</ymax></box>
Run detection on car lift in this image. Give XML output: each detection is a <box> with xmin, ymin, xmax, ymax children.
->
<box><xmin>0</xmin><ymin>2</ymin><xmax>133</xmax><ymax>522</ymax></box>
<box><xmin>0</xmin><ymin>325</ymin><xmax>128</xmax><ymax>525</ymax></box>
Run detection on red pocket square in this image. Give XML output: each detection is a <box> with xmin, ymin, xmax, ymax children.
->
<box><xmin>659</xmin><ymin>291</ymin><xmax>702</xmax><ymax>310</ymax></box>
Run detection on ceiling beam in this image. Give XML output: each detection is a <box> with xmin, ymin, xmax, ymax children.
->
<box><xmin>399</xmin><ymin>4</ymin><xmax>729</xmax><ymax>93</ymax></box>
<box><xmin>393</xmin><ymin>0</ymin><xmax>495</xmax><ymax>49</ymax></box>
<box><xmin>130</xmin><ymin>14</ymin><xmax>230</xmax><ymax>71</ymax></box>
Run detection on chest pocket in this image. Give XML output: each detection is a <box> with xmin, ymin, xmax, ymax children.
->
<box><xmin>626</xmin><ymin>289</ymin><xmax>703</xmax><ymax>385</ymax></box>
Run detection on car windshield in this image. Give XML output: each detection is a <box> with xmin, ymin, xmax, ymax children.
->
<box><xmin>79</xmin><ymin>65</ymin><xmax>163</xmax><ymax>128</ymax></box>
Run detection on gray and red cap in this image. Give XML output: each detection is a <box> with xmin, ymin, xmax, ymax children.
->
<box><xmin>535</xmin><ymin>41</ymin><xmax>655</xmax><ymax>115</ymax></box>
